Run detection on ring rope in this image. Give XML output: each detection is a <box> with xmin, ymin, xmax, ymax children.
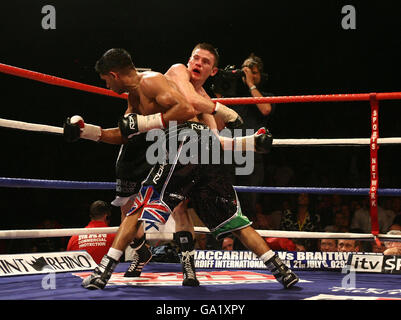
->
<box><xmin>0</xmin><ymin>118</ymin><xmax>63</xmax><ymax>135</ymax></box>
<box><xmin>1</xmin><ymin>63</ymin><xmax>401</xmax><ymax>105</ymax></box>
<box><xmin>0</xmin><ymin>63</ymin><xmax>128</xmax><ymax>100</ymax></box>
<box><xmin>1</xmin><ymin>177</ymin><xmax>401</xmax><ymax>196</ymax></box>
<box><xmin>2</xmin><ymin>117</ymin><xmax>401</xmax><ymax>146</ymax></box>
<box><xmin>1</xmin><ymin>226</ymin><xmax>400</xmax><ymax>242</ymax></box>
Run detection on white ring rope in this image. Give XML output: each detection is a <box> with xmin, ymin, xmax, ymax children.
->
<box><xmin>1</xmin><ymin>117</ymin><xmax>401</xmax><ymax>146</ymax></box>
<box><xmin>1</xmin><ymin>226</ymin><xmax>400</xmax><ymax>242</ymax></box>
<box><xmin>0</xmin><ymin>118</ymin><xmax>63</xmax><ymax>135</ymax></box>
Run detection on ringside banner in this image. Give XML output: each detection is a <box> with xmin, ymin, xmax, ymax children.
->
<box><xmin>194</xmin><ymin>250</ymin><xmax>353</xmax><ymax>270</ymax></box>
<box><xmin>0</xmin><ymin>251</ymin><xmax>96</xmax><ymax>277</ymax></box>
<box><xmin>347</xmin><ymin>253</ymin><xmax>401</xmax><ymax>274</ymax></box>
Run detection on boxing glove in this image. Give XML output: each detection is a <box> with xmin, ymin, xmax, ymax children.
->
<box><xmin>254</xmin><ymin>127</ymin><xmax>273</xmax><ymax>153</ymax></box>
<box><xmin>212</xmin><ymin>102</ymin><xmax>243</xmax><ymax>129</ymax></box>
<box><xmin>233</xmin><ymin>127</ymin><xmax>273</xmax><ymax>154</ymax></box>
<box><xmin>63</xmin><ymin>115</ymin><xmax>102</xmax><ymax>142</ymax></box>
<box><xmin>118</xmin><ymin>113</ymin><xmax>166</xmax><ymax>138</ymax></box>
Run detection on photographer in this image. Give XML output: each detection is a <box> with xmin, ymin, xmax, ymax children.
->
<box><xmin>212</xmin><ymin>53</ymin><xmax>275</xmax><ymax>220</ymax></box>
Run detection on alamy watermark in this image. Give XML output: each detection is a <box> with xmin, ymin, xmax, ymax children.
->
<box><xmin>41</xmin><ymin>266</ymin><xmax>56</xmax><ymax>290</ymax></box>
<box><xmin>145</xmin><ymin>122</ymin><xmax>256</xmax><ymax>176</ymax></box>
<box><xmin>341</xmin><ymin>265</ymin><xmax>356</xmax><ymax>289</ymax></box>
<box><xmin>341</xmin><ymin>5</ymin><xmax>356</xmax><ymax>30</ymax></box>
<box><xmin>41</xmin><ymin>5</ymin><xmax>56</xmax><ymax>30</ymax></box>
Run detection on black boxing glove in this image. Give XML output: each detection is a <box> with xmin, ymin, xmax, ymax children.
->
<box><xmin>63</xmin><ymin>115</ymin><xmax>102</xmax><ymax>142</ymax></box>
<box><xmin>118</xmin><ymin>113</ymin><xmax>166</xmax><ymax>138</ymax></box>
<box><xmin>231</xmin><ymin>127</ymin><xmax>273</xmax><ymax>154</ymax></box>
<box><xmin>253</xmin><ymin>127</ymin><xmax>273</xmax><ymax>153</ymax></box>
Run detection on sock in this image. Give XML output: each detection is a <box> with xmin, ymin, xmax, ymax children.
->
<box><xmin>260</xmin><ymin>250</ymin><xmax>275</xmax><ymax>263</ymax></box>
<box><xmin>107</xmin><ymin>247</ymin><xmax>123</xmax><ymax>262</ymax></box>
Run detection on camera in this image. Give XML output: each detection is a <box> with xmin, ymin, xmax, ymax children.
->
<box><xmin>211</xmin><ymin>65</ymin><xmax>245</xmax><ymax>97</ymax></box>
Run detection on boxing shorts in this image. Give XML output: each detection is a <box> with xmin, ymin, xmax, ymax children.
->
<box><xmin>126</xmin><ymin>122</ymin><xmax>252</xmax><ymax>239</ymax></box>
<box><xmin>112</xmin><ymin>133</ymin><xmax>153</xmax><ymax>207</ymax></box>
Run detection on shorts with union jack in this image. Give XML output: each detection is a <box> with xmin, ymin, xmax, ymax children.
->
<box><xmin>126</xmin><ymin>122</ymin><xmax>252</xmax><ymax>238</ymax></box>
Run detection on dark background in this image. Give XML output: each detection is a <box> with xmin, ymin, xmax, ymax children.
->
<box><xmin>0</xmin><ymin>1</ymin><xmax>401</xmax><ymax>231</ymax></box>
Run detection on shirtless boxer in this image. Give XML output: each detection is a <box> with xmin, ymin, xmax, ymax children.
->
<box><xmin>67</xmin><ymin>48</ymin><xmax>298</xmax><ymax>290</ymax></box>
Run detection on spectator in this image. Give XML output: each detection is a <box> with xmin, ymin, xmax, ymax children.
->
<box><xmin>383</xmin><ymin>230</ymin><xmax>401</xmax><ymax>255</ymax></box>
<box><xmin>264</xmin><ymin>211</ymin><xmax>282</xmax><ymax>230</ymax></box>
<box><xmin>319</xmin><ymin>239</ymin><xmax>338</xmax><ymax>252</ymax></box>
<box><xmin>31</xmin><ymin>216</ymin><xmax>66</xmax><ymax>253</ymax></box>
<box><xmin>253</xmin><ymin>202</ymin><xmax>272</xmax><ymax>230</ymax></box>
<box><xmin>195</xmin><ymin>233</ymin><xmax>208</xmax><ymax>250</ymax></box>
<box><xmin>317</xmin><ymin>195</ymin><xmax>343</xmax><ymax>230</ymax></box>
<box><xmin>324</xmin><ymin>205</ymin><xmax>351</xmax><ymax>233</ymax></box>
<box><xmin>293</xmin><ymin>241</ymin><xmax>307</xmax><ymax>251</ymax></box>
<box><xmin>264</xmin><ymin>237</ymin><xmax>297</xmax><ymax>251</ymax></box>
<box><xmin>383</xmin><ymin>247</ymin><xmax>401</xmax><ymax>255</ymax></box>
<box><xmin>213</xmin><ymin>53</ymin><xmax>274</xmax><ymax>220</ymax></box>
<box><xmin>262</xmin><ymin>196</ymin><xmax>286</xmax><ymax>230</ymax></box>
<box><xmin>222</xmin><ymin>237</ymin><xmax>234</xmax><ymax>251</ymax></box>
<box><xmin>350</xmin><ymin>197</ymin><xmax>395</xmax><ymax>234</ymax></box>
<box><xmin>315</xmin><ymin>195</ymin><xmax>333</xmax><ymax>229</ymax></box>
<box><xmin>67</xmin><ymin>200</ymin><xmax>116</xmax><ymax>264</ymax></box>
<box><xmin>195</xmin><ymin>233</ymin><xmax>220</xmax><ymax>250</ymax></box>
<box><xmin>371</xmin><ymin>241</ymin><xmax>385</xmax><ymax>253</ymax></box>
<box><xmin>273</xmin><ymin>155</ymin><xmax>295</xmax><ymax>187</ymax></box>
<box><xmin>337</xmin><ymin>239</ymin><xmax>360</xmax><ymax>252</ymax></box>
<box><xmin>350</xmin><ymin>199</ymin><xmax>362</xmax><ymax>214</ymax></box>
<box><xmin>279</xmin><ymin>193</ymin><xmax>320</xmax><ymax>251</ymax></box>
<box><xmin>390</xmin><ymin>215</ymin><xmax>401</xmax><ymax>231</ymax></box>
<box><xmin>280</xmin><ymin>193</ymin><xmax>320</xmax><ymax>232</ymax></box>
<box><xmin>391</xmin><ymin>197</ymin><xmax>401</xmax><ymax>216</ymax></box>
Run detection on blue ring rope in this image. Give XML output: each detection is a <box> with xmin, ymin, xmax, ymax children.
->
<box><xmin>1</xmin><ymin>177</ymin><xmax>401</xmax><ymax>196</ymax></box>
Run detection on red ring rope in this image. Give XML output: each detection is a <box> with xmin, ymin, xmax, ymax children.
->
<box><xmin>0</xmin><ymin>63</ymin><xmax>128</xmax><ymax>99</ymax></box>
<box><xmin>1</xmin><ymin>63</ymin><xmax>401</xmax><ymax>104</ymax></box>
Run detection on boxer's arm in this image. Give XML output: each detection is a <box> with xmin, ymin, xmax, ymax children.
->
<box><xmin>119</xmin><ymin>74</ymin><xmax>198</xmax><ymax>138</ymax></box>
<box><xmin>100</xmin><ymin>104</ymin><xmax>133</xmax><ymax>144</ymax></box>
<box><xmin>141</xmin><ymin>73</ymin><xmax>196</xmax><ymax>124</ymax></box>
<box><xmin>199</xmin><ymin>110</ymin><xmax>273</xmax><ymax>154</ymax></box>
<box><xmin>197</xmin><ymin>113</ymin><xmax>217</xmax><ymax>130</ymax></box>
<box><xmin>165</xmin><ymin>64</ymin><xmax>215</xmax><ymax>114</ymax></box>
<box><xmin>64</xmin><ymin>105</ymin><xmax>130</xmax><ymax>145</ymax></box>
<box><xmin>99</xmin><ymin>127</ymin><xmax>127</xmax><ymax>145</ymax></box>
<box><xmin>165</xmin><ymin>64</ymin><xmax>242</xmax><ymax>128</ymax></box>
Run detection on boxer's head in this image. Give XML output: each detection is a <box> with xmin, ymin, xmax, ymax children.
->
<box><xmin>188</xmin><ymin>43</ymin><xmax>219</xmax><ymax>85</ymax></box>
<box><xmin>95</xmin><ymin>48</ymin><xmax>135</xmax><ymax>94</ymax></box>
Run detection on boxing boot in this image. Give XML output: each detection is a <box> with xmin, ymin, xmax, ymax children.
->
<box><xmin>124</xmin><ymin>238</ymin><xmax>152</xmax><ymax>277</ymax></box>
<box><xmin>82</xmin><ymin>255</ymin><xmax>118</xmax><ymax>290</ymax></box>
<box><xmin>174</xmin><ymin>231</ymin><xmax>199</xmax><ymax>287</ymax></box>
<box><xmin>265</xmin><ymin>253</ymin><xmax>299</xmax><ymax>289</ymax></box>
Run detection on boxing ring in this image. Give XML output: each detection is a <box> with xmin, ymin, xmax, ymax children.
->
<box><xmin>1</xmin><ymin>62</ymin><xmax>401</xmax><ymax>301</ymax></box>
